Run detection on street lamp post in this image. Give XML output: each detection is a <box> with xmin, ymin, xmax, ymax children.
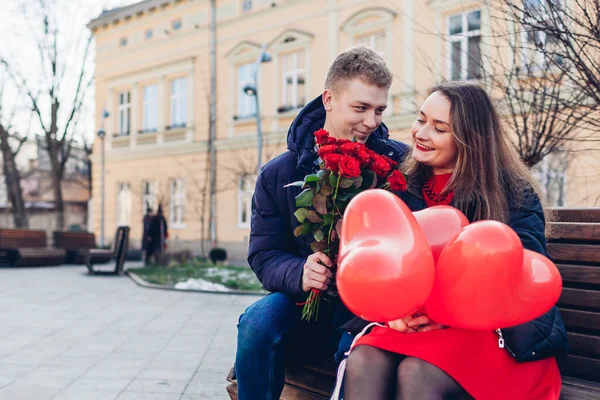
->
<box><xmin>244</xmin><ymin>44</ymin><xmax>271</xmax><ymax>175</ymax></box>
<box><xmin>97</xmin><ymin>109</ymin><xmax>109</xmax><ymax>248</ymax></box>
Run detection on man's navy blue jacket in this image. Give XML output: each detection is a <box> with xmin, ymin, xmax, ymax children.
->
<box><xmin>247</xmin><ymin>95</ymin><xmax>409</xmax><ymax>298</ymax></box>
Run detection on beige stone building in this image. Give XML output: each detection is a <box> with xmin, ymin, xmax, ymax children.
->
<box><xmin>88</xmin><ymin>0</ymin><xmax>600</xmax><ymax>263</ymax></box>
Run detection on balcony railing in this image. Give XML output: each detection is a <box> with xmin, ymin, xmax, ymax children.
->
<box><xmin>109</xmin><ymin>127</ymin><xmax>193</xmax><ymax>150</ymax></box>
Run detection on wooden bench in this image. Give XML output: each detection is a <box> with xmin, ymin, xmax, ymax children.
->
<box><xmin>0</xmin><ymin>229</ymin><xmax>65</xmax><ymax>267</ymax></box>
<box><xmin>84</xmin><ymin>226</ymin><xmax>129</xmax><ymax>275</ymax></box>
<box><xmin>53</xmin><ymin>231</ymin><xmax>111</xmax><ymax>264</ymax></box>
<box><xmin>225</xmin><ymin>208</ymin><xmax>600</xmax><ymax>399</ymax></box>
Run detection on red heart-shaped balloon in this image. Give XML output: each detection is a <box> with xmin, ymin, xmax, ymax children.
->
<box><xmin>413</xmin><ymin>206</ymin><xmax>469</xmax><ymax>263</ymax></box>
<box><xmin>425</xmin><ymin>221</ymin><xmax>562</xmax><ymax>329</ymax></box>
<box><xmin>337</xmin><ymin>189</ymin><xmax>435</xmax><ymax>322</ymax></box>
<box><xmin>509</xmin><ymin>249</ymin><xmax>562</xmax><ymax>326</ymax></box>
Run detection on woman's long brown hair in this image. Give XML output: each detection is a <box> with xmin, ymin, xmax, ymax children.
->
<box><xmin>403</xmin><ymin>81</ymin><xmax>546</xmax><ymax>224</ymax></box>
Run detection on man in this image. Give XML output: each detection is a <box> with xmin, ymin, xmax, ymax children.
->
<box><xmin>142</xmin><ymin>205</ymin><xmax>154</xmax><ymax>266</ymax></box>
<box><xmin>235</xmin><ymin>45</ymin><xmax>410</xmax><ymax>399</ymax></box>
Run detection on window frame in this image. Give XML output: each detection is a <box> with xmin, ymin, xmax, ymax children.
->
<box><xmin>116</xmin><ymin>182</ymin><xmax>132</xmax><ymax>227</ymax></box>
<box><xmin>280</xmin><ymin>50</ymin><xmax>306</xmax><ymax>112</ymax></box>
<box><xmin>142</xmin><ymin>85</ymin><xmax>158</xmax><ymax>133</ymax></box>
<box><xmin>117</xmin><ymin>91</ymin><xmax>131</xmax><ymax>136</ymax></box>
<box><xmin>447</xmin><ymin>10</ymin><xmax>482</xmax><ymax>81</ymax></box>
<box><xmin>236</xmin><ymin>62</ymin><xmax>257</xmax><ymax>119</ymax></box>
<box><xmin>141</xmin><ymin>180</ymin><xmax>158</xmax><ymax>213</ymax></box>
<box><xmin>170</xmin><ymin>78</ymin><xmax>187</xmax><ymax>129</ymax></box>
<box><xmin>237</xmin><ymin>174</ymin><xmax>254</xmax><ymax>228</ymax></box>
<box><xmin>169</xmin><ymin>178</ymin><xmax>186</xmax><ymax>228</ymax></box>
<box><xmin>520</xmin><ymin>0</ymin><xmax>563</xmax><ymax>71</ymax></box>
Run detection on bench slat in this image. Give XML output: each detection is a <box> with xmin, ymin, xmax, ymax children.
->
<box><xmin>0</xmin><ymin>229</ymin><xmax>47</xmax><ymax>248</ymax></box>
<box><xmin>559</xmin><ymin>289</ymin><xmax>600</xmax><ymax>311</ymax></box>
<box><xmin>553</xmin><ymin>209</ymin><xmax>600</xmax><ymax>223</ymax></box>
<box><xmin>568</xmin><ymin>332</ymin><xmax>600</xmax><ymax>357</ymax></box>
<box><xmin>561</xmin><ymin>309</ymin><xmax>600</xmax><ymax>332</ymax></box>
<box><xmin>548</xmin><ymin>244</ymin><xmax>600</xmax><ymax>265</ymax></box>
<box><xmin>285</xmin><ymin>363</ymin><xmax>334</xmax><ymax>398</ymax></box>
<box><xmin>557</xmin><ymin>265</ymin><xmax>600</xmax><ymax>286</ymax></box>
<box><xmin>550</xmin><ymin>223</ymin><xmax>600</xmax><ymax>243</ymax></box>
<box><xmin>561</xmin><ymin>377</ymin><xmax>600</xmax><ymax>400</ymax></box>
<box><xmin>560</xmin><ymin>355</ymin><xmax>600</xmax><ymax>382</ymax></box>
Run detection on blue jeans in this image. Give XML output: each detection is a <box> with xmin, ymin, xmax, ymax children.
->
<box><xmin>235</xmin><ymin>292</ymin><xmax>351</xmax><ymax>400</ymax></box>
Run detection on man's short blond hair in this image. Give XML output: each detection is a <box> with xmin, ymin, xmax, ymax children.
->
<box><xmin>324</xmin><ymin>45</ymin><xmax>393</xmax><ymax>92</ymax></box>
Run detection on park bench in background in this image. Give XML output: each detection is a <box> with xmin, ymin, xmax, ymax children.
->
<box><xmin>225</xmin><ymin>208</ymin><xmax>600</xmax><ymax>400</ymax></box>
<box><xmin>0</xmin><ymin>229</ymin><xmax>65</xmax><ymax>267</ymax></box>
<box><xmin>84</xmin><ymin>226</ymin><xmax>129</xmax><ymax>275</ymax></box>
<box><xmin>53</xmin><ymin>231</ymin><xmax>110</xmax><ymax>264</ymax></box>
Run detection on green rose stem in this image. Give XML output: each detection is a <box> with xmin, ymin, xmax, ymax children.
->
<box><xmin>301</xmin><ymin>173</ymin><xmax>342</xmax><ymax>322</ymax></box>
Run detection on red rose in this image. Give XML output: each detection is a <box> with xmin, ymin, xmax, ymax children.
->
<box><xmin>371</xmin><ymin>155</ymin><xmax>391</xmax><ymax>177</ymax></box>
<box><xmin>339</xmin><ymin>142</ymin><xmax>361</xmax><ymax>155</ymax></box>
<box><xmin>355</xmin><ymin>148</ymin><xmax>371</xmax><ymax>166</ymax></box>
<box><xmin>325</xmin><ymin>136</ymin><xmax>338</xmax><ymax>144</ymax></box>
<box><xmin>335</xmin><ymin>139</ymin><xmax>352</xmax><ymax>145</ymax></box>
<box><xmin>314</xmin><ymin>129</ymin><xmax>330</xmax><ymax>145</ymax></box>
<box><xmin>338</xmin><ymin>155</ymin><xmax>361</xmax><ymax>178</ymax></box>
<box><xmin>387</xmin><ymin>170</ymin><xmax>408</xmax><ymax>191</ymax></box>
<box><xmin>318</xmin><ymin>144</ymin><xmax>339</xmax><ymax>158</ymax></box>
<box><xmin>322</xmin><ymin>153</ymin><xmax>342</xmax><ymax>172</ymax></box>
<box><xmin>381</xmin><ymin>155</ymin><xmax>398</xmax><ymax>168</ymax></box>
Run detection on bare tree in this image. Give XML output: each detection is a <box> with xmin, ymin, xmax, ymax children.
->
<box><xmin>497</xmin><ymin>0</ymin><xmax>600</xmax><ymax>130</ymax></box>
<box><xmin>483</xmin><ymin>7</ymin><xmax>591</xmax><ymax>168</ymax></box>
<box><xmin>0</xmin><ymin>65</ymin><xmax>29</xmax><ymax>228</ymax></box>
<box><xmin>0</xmin><ymin>0</ymin><xmax>94</xmax><ymax>230</ymax></box>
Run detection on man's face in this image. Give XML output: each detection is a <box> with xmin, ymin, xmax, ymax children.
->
<box><xmin>322</xmin><ymin>78</ymin><xmax>389</xmax><ymax>144</ymax></box>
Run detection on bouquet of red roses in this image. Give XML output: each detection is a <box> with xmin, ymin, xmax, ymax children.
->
<box><xmin>286</xmin><ymin>129</ymin><xmax>407</xmax><ymax>321</ymax></box>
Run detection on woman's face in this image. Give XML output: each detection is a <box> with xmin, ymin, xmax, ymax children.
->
<box><xmin>411</xmin><ymin>91</ymin><xmax>459</xmax><ymax>175</ymax></box>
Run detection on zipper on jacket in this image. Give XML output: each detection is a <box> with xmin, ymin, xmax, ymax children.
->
<box><xmin>496</xmin><ymin>329</ymin><xmax>516</xmax><ymax>358</ymax></box>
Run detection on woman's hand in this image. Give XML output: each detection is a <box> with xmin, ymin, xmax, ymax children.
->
<box><xmin>388</xmin><ymin>311</ymin><xmax>447</xmax><ymax>333</ymax></box>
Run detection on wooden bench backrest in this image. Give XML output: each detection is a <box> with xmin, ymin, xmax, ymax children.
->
<box><xmin>0</xmin><ymin>229</ymin><xmax>47</xmax><ymax>248</ymax></box>
<box><xmin>53</xmin><ymin>231</ymin><xmax>97</xmax><ymax>249</ymax></box>
<box><xmin>549</xmin><ymin>208</ymin><xmax>600</xmax><ymax>383</ymax></box>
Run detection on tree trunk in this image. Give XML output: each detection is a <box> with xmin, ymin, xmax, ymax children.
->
<box><xmin>52</xmin><ymin>169</ymin><xmax>64</xmax><ymax>230</ymax></box>
<box><xmin>0</xmin><ymin>125</ymin><xmax>28</xmax><ymax>228</ymax></box>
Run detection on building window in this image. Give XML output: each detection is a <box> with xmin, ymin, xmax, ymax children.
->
<box><xmin>170</xmin><ymin>78</ymin><xmax>186</xmax><ymax>128</ymax></box>
<box><xmin>238</xmin><ymin>174</ymin><xmax>253</xmax><ymax>227</ymax></box>
<box><xmin>237</xmin><ymin>63</ymin><xmax>256</xmax><ymax>118</ymax></box>
<box><xmin>169</xmin><ymin>179</ymin><xmax>185</xmax><ymax>227</ymax></box>
<box><xmin>116</xmin><ymin>182</ymin><xmax>132</xmax><ymax>227</ymax></box>
<box><xmin>172</xmin><ymin>19</ymin><xmax>182</xmax><ymax>31</ymax></box>
<box><xmin>145</xmin><ymin>29</ymin><xmax>153</xmax><ymax>40</ymax></box>
<box><xmin>521</xmin><ymin>0</ymin><xmax>563</xmax><ymax>70</ymax></box>
<box><xmin>241</xmin><ymin>0</ymin><xmax>252</xmax><ymax>12</ymax></box>
<box><xmin>119</xmin><ymin>37</ymin><xmax>127</xmax><ymax>47</ymax></box>
<box><xmin>141</xmin><ymin>181</ymin><xmax>158</xmax><ymax>213</ymax></box>
<box><xmin>355</xmin><ymin>31</ymin><xmax>386</xmax><ymax>58</ymax></box>
<box><xmin>280</xmin><ymin>50</ymin><xmax>306</xmax><ymax>112</ymax></box>
<box><xmin>448</xmin><ymin>10</ymin><xmax>482</xmax><ymax>81</ymax></box>
<box><xmin>118</xmin><ymin>92</ymin><xmax>131</xmax><ymax>136</ymax></box>
<box><xmin>142</xmin><ymin>85</ymin><xmax>158</xmax><ymax>133</ymax></box>
<box><xmin>532</xmin><ymin>150</ymin><xmax>568</xmax><ymax>207</ymax></box>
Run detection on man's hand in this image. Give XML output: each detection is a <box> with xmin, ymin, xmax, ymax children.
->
<box><xmin>301</xmin><ymin>252</ymin><xmax>333</xmax><ymax>292</ymax></box>
<box><xmin>388</xmin><ymin>312</ymin><xmax>447</xmax><ymax>333</ymax></box>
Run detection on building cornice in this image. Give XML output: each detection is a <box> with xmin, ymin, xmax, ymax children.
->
<box><xmin>87</xmin><ymin>0</ymin><xmax>176</xmax><ymax>31</ymax></box>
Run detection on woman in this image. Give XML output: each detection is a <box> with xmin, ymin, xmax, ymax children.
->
<box><xmin>342</xmin><ymin>82</ymin><xmax>568</xmax><ymax>400</ymax></box>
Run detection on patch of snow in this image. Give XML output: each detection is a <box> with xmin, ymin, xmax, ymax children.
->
<box><xmin>174</xmin><ymin>278</ymin><xmax>231</xmax><ymax>292</ymax></box>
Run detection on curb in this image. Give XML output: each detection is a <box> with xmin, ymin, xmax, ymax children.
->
<box><xmin>126</xmin><ymin>270</ymin><xmax>266</xmax><ymax>296</ymax></box>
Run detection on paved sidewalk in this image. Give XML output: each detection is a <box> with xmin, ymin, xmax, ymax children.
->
<box><xmin>0</xmin><ymin>265</ymin><xmax>259</xmax><ymax>400</ymax></box>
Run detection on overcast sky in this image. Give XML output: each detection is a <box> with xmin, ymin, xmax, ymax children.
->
<box><xmin>0</xmin><ymin>0</ymin><xmax>140</xmax><ymax>144</ymax></box>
